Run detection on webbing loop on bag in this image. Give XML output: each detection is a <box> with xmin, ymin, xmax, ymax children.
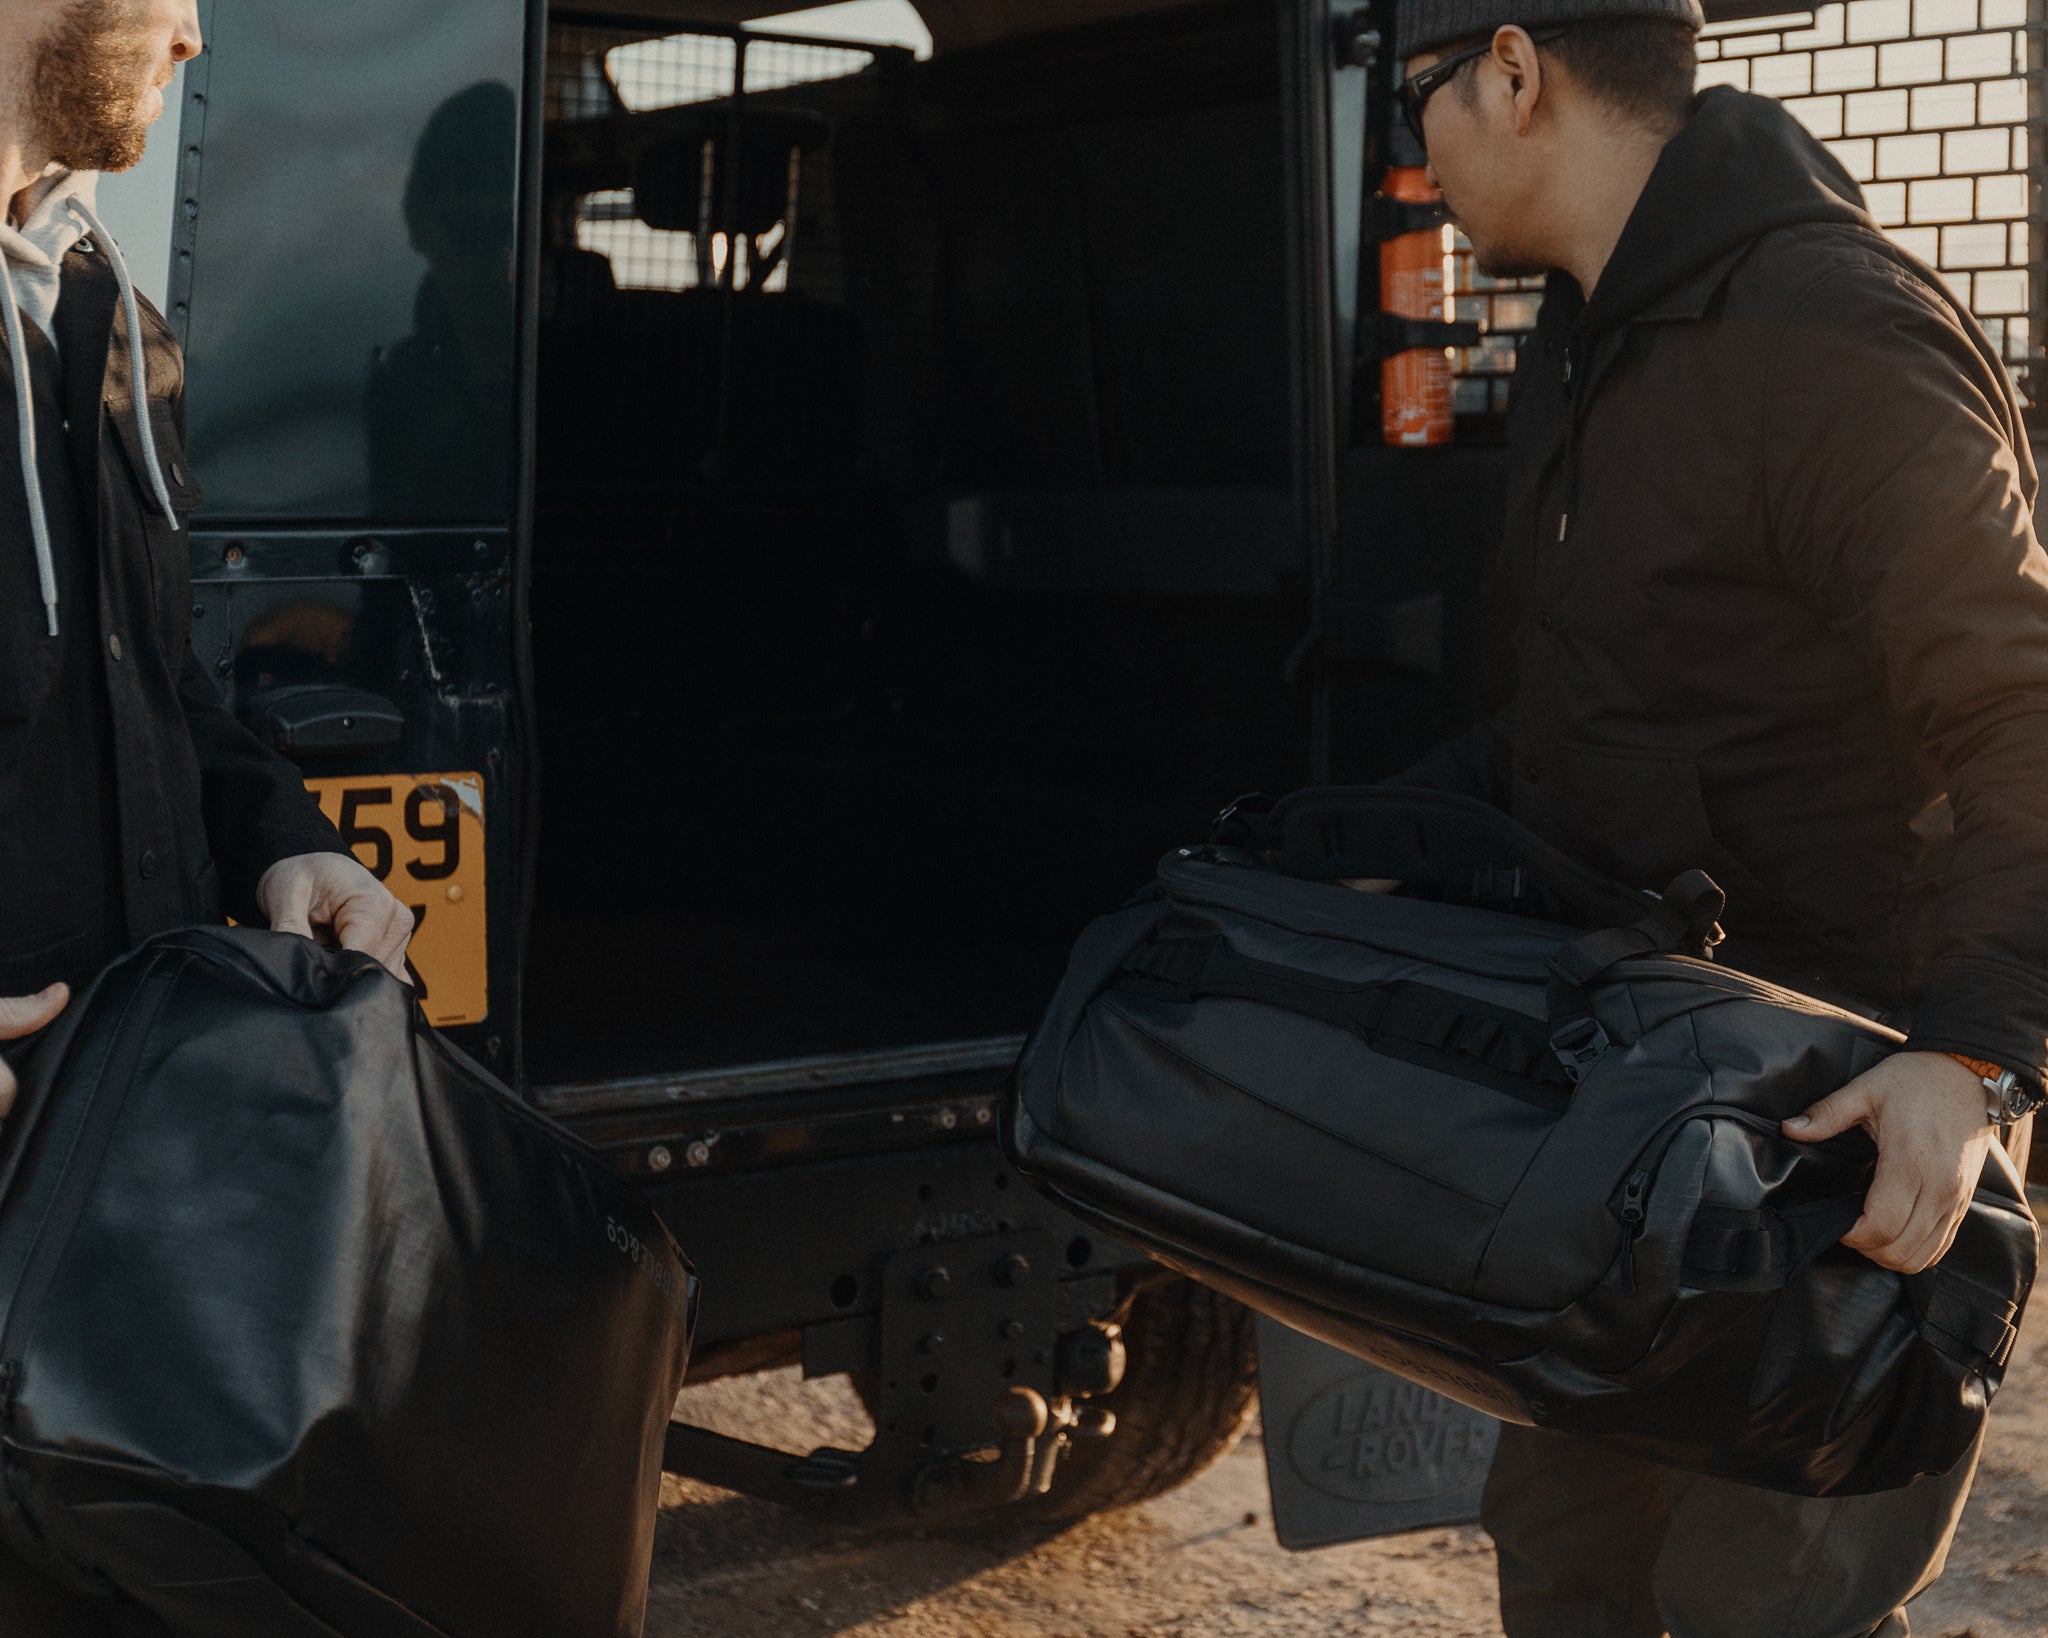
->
<box><xmin>1917</xmin><ymin>1269</ymin><xmax>2022</xmax><ymax>1373</ymax></box>
<box><xmin>1682</xmin><ymin>1197</ymin><xmax>1859</xmax><ymax>1290</ymax></box>
<box><xmin>1542</xmin><ymin>870</ymin><xmax>1729</xmax><ymax>1083</ymax></box>
<box><xmin>1121</xmin><ymin>935</ymin><xmax>1576</xmax><ymax>1108</ymax></box>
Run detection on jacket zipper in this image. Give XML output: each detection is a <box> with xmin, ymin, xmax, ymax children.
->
<box><xmin>1555</xmin><ymin>342</ymin><xmax>1581</xmax><ymax>545</ymax></box>
<box><xmin>0</xmin><ymin>953</ymin><xmax>184</xmax><ymax>1437</ymax></box>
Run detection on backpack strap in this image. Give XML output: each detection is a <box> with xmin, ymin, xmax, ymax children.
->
<box><xmin>1122</xmin><ymin>934</ymin><xmax>1576</xmax><ymax>1109</ymax></box>
<box><xmin>1542</xmin><ymin>870</ymin><xmax>1728</xmax><ymax>1083</ymax></box>
<box><xmin>1222</xmin><ymin>786</ymin><xmax>1676</xmax><ymax>933</ymax></box>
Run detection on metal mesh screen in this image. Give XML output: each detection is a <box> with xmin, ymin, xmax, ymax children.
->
<box><xmin>545</xmin><ymin>23</ymin><xmax>879</xmax><ymax>293</ymax></box>
<box><xmin>1443</xmin><ymin>0</ymin><xmax>2043</xmax><ymax>418</ymax></box>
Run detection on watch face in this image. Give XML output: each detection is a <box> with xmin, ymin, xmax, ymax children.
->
<box><xmin>1993</xmin><ymin>1073</ymin><xmax>2042</xmax><ymax>1123</ymax></box>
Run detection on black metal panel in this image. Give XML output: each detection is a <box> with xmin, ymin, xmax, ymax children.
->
<box><xmin>173</xmin><ymin>0</ymin><xmax>524</xmax><ymax>522</ymax></box>
<box><xmin>640</xmin><ymin>1135</ymin><xmax>1148</xmax><ymax>1350</ymax></box>
<box><xmin>188</xmin><ymin>529</ymin><xmax>520</xmax><ymax>1072</ymax></box>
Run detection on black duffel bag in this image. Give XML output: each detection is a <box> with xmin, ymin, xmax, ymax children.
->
<box><xmin>0</xmin><ymin>926</ymin><xmax>696</xmax><ymax>1637</ymax></box>
<box><xmin>1006</xmin><ymin>787</ymin><xmax>2038</xmax><ymax>1497</ymax></box>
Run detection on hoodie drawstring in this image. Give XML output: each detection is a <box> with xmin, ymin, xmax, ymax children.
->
<box><xmin>0</xmin><ymin>255</ymin><xmax>61</xmax><ymax>637</ymax></box>
<box><xmin>66</xmin><ymin>197</ymin><xmax>181</xmax><ymax>533</ymax></box>
<box><xmin>0</xmin><ymin>197</ymin><xmax>183</xmax><ymax>638</ymax></box>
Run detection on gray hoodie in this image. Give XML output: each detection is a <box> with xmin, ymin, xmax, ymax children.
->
<box><xmin>0</xmin><ymin>165</ymin><xmax>179</xmax><ymax>637</ymax></box>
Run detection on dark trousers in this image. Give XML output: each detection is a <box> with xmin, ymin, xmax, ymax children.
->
<box><xmin>0</xmin><ymin>1538</ymin><xmax>163</xmax><ymax>1638</ymax></box>
<box><xmin>1482</xmin><ymin>1423</ymin><xmax>1983</xmax><ymax>1638</ymax></box>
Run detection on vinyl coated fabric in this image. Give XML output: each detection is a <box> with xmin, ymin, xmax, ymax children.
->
<box><xmin>0</xmin><ymin>927</ymin><xmax>695</xmax><ymax>1638</ymax></box>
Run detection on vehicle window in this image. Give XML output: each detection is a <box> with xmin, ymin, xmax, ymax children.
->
<box><xmin>743</xmin><ymin>2</ymin><xmax>934</xmax><ymax>57</ymax></box>
<box><xmin>556</xmin><ymin>26</ymin><xmax>900</xmax><ymax>294</ymax></box>
<box><xmin>178</xmin><ymin>0</ymin><xmax>524</xmax><ymax>521</ymax></box>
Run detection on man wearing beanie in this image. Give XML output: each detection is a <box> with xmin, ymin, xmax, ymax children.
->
<box><xmin>1390</xmin><ymin>2</ymin><xmax>2047</xmax><ymax>1634</ymax></box>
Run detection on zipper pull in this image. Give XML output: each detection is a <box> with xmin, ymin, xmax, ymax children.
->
<box><xmin>1618</xmin><ymin>1170</ymin><xmax>1650</xmax><ymax>1291</ymax></box>
<box><xmin>1557</xmin><ymin>512</ymin><xmax>1571</xmax><ymax>543</ymax></box>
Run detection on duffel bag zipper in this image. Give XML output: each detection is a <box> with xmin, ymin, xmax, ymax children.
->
<box><xmin>1618</xmin><ymin>1169</ymin><xmax>1651</xmax><ymax>1291</ymax></box>
<box><xmin>0</xmin><ymin>952</ymin><xmax>186</xmax><ymax>1440</ymax></box>
<box><xmin>1609</xmin><ymin>1101</ymin><xmax>1870</xmax><ymax>1295</ymax></box>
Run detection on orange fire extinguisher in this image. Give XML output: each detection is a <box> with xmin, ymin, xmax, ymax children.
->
<box><xmin>1380</xmin><ymin>134</ymin><xmax>1454</xmax><ymax>449</ymax></box>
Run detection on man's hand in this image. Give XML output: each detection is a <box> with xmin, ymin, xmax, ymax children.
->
<box><xmin>257</xmin><ymin>852</ymin><xmax>415</xmax><ymax>984</ymax></box>
<box><xmin>1784</xmin><ymin>1051</ymin><xmax>2000</xmax><ymax>1275</ymax></box>
<box><xmin>0</xmin><ymin>983</ymin><xmax>69</xmax><ymax>1124</ymax></box>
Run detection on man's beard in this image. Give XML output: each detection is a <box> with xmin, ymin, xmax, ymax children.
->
<box><xmin>27</xmin><ymin>0</ymin><xmax>164</xmax><ymax>174</ymax></box>
<box><xmin>1471</xmin><ymin>239</ymin><xmax>1548</xmax><ymax>283</ymax></box>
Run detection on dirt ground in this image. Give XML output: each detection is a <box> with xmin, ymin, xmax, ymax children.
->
<box><xmin>647</xmin><ymin>1201</ymin><xmax>2048</xmax><ymax>1638</ymax></box>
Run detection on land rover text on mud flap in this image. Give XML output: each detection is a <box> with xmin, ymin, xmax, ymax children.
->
<box><xmin>116</xmin><ymin>0</ymin><xmax>2048</xmax><ymax>1529</ymax></box>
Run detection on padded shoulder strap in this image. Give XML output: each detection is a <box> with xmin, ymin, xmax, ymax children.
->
<box><xmin>1222</xmin><ymin>786</ymin><xmax>1676</xmax><ymax>934</ymax></box>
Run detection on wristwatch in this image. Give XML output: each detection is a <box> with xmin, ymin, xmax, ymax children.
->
<box><xmin>1950</xmin><ymin>1055</ymin><xmax>2045</xmax><ymax>1127</ymax></box>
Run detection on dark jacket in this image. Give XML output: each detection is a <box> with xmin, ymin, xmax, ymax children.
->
<box><xmin>1</xmin><ymin>238</ymin><xmax>344</xmax><ymax>997</ymax></box>
<box><xmin>1404</xmin><ymin>88</ymin><xmax>2048</xmax><ymax>1092</ymax></box>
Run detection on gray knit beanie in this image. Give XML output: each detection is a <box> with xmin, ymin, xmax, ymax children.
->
<box><xmin>1398</xmin><ymin>0</ymin><xmax>1705</xmax><ymax>59</ymax></box>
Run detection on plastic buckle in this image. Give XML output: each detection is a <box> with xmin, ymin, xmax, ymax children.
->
<box><xmin>1550</xmin><ymin>1018</ymin><xmax>1610</xmax><ymax>1085</ymax></box>
<box><xmin>1210</xmin><ymin>791</ymin><xmax>1272</xmax><ymax>846</ymax></box>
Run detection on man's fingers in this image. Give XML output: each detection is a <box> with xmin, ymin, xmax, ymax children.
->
<box><xmin>1843</xmin><ymin>1160</ymin><xmax>1920</xmax><ymax>1261</ymax></box>
<box><xmin>1783</xmin><ymin>1083</ymin><xmax>1873</xmax><ymax>1141</ymax></box>
<box><xmin>332</xmin><ymin>891</ymin><xmax>416</xmax><ymax>984</ymax></box>
<box><xmin>265</xmin><ymin>872</ymin><xmax>317</xmax><ymax>941</ymax></box>
<box><xmin>0</xmin><ymin>982</ymin><xmax>70</xmax><ymax>1040</ymax></box>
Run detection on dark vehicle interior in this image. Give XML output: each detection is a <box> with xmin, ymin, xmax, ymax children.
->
<box><xmin>523</xmin><ymin>0</ymin><xmax>1316</xmax><ymax>1085</ymax></box>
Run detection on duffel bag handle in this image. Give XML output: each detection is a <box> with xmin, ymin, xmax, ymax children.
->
<box><xmin>1219</xmin><ymin>786</ymin><xmax>1707</xmax><ymax>937</ymax></box>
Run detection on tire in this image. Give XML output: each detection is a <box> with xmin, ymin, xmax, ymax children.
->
<box><xmin>1022</xmin><ymin>1277</ymin><xmax>1260</xmax><ymax>1522</ymax></box>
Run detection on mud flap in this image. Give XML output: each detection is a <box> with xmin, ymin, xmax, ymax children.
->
<box><xmin>1255</xmin><ymin>1317</ymin><xmax>1499</xmax><ymax>1551</ymax></box>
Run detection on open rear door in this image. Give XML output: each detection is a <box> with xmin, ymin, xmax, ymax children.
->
<box><xmin>169</xmin><ymin>0</ymin><xmax>538</xmax><ymax>1079</ymax></box>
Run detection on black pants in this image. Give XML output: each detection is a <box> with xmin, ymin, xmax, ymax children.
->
<box><xmin>0</xmin><ymin>1538</ymin><xmax>165</xmax><ymax>1638</ymax></box>
<box><xmin>1482</xmin><ymin>1423</ymin><xmax>1983</xmax><ymax>1638</ymax></box>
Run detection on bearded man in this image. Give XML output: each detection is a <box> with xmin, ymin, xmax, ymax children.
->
<box><xmin>0</xmin><ymin>7</ymin><xmax>412</xmax><ymax>1625</ymax></box>
<box><xmin>1389</xmin><ymin>2</ymin><xmax>2046</xmax><ymax>1634</ymax></box>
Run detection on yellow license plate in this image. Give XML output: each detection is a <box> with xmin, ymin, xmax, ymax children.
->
<box><xmin>304</xmin><ymin>772</ymin><xmax>489</xmax><ymax>1028</ymax></box>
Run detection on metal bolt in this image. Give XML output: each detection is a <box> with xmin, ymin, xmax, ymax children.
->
<box><xmin>937</xmin><ymin>1108</ymin><xmax>958</xmax><ymax>1131</ymax></box>
<box><xmin>685</xmin><ymin>1140</ymin><xmax>713</xmax><ymax>1168</ymax></box>
<box><xmin>919</xmin><ymin>1333</ymin><xmax>945</xmax><ymax>1356</ymax></box>
<box><xmin>994</xmin><ymin>1252</ymin><xmax>1031</xmax><ymax>1289</ymax></box>
<box><xmin>648</xmin><ymin>1145</ymin><xmax>674</xmax><ymax>1173</ymax></box>
<box><xmin>1002</xmin><ymin>1319</ymin><xmax>1026</xmax><ymax>1341</ymax></box>
<box><xmin>916</xmin><ymin>1266</ymin><xmax>952</xmax><ymax>1301</ymax></box>
<box><xmin>974</xmin><ymin>1107</ymin><xmax>992</xmax><ymax>1126</ymax></box>
<box><xmin>222</xmin><ymin>543</ymin><xmax>245</xmax><ymax>566</ymax></box>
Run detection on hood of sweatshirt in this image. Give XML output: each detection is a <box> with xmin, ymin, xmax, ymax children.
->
<box><xmin>0</xmin><ymin>167</ymin><xmax>99</xmax><ymax>349</ymax></box>
<box><xmin>1</xmin><ymin>165</ymin><xmax>179</xmax><ymax>636</ymax></box>
<box><xmin>1565</xmin><ymin>86</ymin><xmax>1875</xmax><ymax>337</ymax></box>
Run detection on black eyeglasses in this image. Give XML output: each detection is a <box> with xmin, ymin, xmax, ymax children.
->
<box><xmin>1398</xmin><ymin>30</ymin><xmax>1568</xmax><ymax>150</ymax></box>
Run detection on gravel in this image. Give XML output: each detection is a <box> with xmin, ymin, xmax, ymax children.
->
<box><xmin>648</xmin><ymin>1213</ymin><xmax>2048</xmax><ymax>1637</ymax></box>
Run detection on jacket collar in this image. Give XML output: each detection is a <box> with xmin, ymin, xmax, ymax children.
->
<box><xmin>1570</xmin><ymin>88</ymin><xmax>1872</xmax><ymax>343</ymax></box>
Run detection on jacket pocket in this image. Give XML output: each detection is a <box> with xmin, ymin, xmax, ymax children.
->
<box><xmin>1532</xmin><ymin>743</ymin><xmax>1824</xmax><ymax>948</ymax></box>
